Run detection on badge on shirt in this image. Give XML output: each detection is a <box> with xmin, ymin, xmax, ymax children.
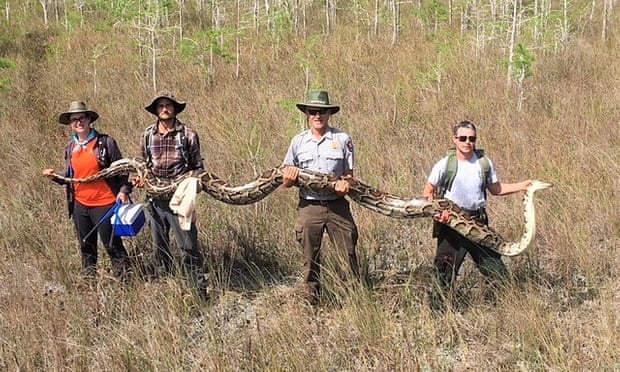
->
<box><xmin>332</xmin><ymin>141</ymin><xmax>339</xmax><ymax>149</ymax></box>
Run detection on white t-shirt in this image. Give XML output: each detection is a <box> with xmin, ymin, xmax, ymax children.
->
<box><xmin>427</xmin><ymin>153</ymin><xmax>499</xmax><ymax>210</ymax></box>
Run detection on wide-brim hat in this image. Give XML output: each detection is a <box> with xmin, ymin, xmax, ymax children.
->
<box><xmin>58</xmin><ymin>101</ymin><xmax>99</xmax><ymax>125</ymax></box>
<box><xmin>145</xmin><ymin>90</ymin><xmax>186</xmax><ymax>116</ymax></box>
<box><xmin>296</xmin><ymin>90</ymin><xmax>340</xmax><ymax>115</ymax></box>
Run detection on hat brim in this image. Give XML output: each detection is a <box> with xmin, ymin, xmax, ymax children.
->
<box><xmin>296</xmin><ymin>104</ymin><xmax>340</xmax><ymax>115</ymax></box>
<box><xmin>145</xmin><ymin>97</ymin><xmax>186</xmax><ymax>116</ymax></box>
<box><xmin>58</xmin><ymin>111</ymin><xmax>99</xmax><ymax>125</ymax></box>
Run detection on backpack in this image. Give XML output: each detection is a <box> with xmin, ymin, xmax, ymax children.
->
<box><xmin>436</xmin><ymin>148</ymin><xmax>490</xmax><ymax>199</ymax></box>
<box><xmin>143</xmin><ymin>124</ymin><xmax>190</xmax><ymax>170</ymax></box>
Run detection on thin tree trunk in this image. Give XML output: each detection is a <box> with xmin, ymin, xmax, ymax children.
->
<box><xmin>179</xmin><ymin>0</ymin><xmax>184</xmax><ymax>41</ymax></box>
<box><xmin>254</xmin><ymin>0</ymin><xmax>260</xmax><ymax>36</ymax></box>
<box><xmin>236</xmin><ymin>0</ymin><xmax>241</xmax><ymax>78</ymax></box>
<box><xmin>39</xmin><ymin>0</ymin><xmax>49</xmax><ymax>27</ymax></box>
<box><xmin>325</xmin><ymin>0</ymin><xmax>331</xmax><ymax>34</ymax></box>
<box><xmin>291</xmin><ymin>0</ymin><xmax>299</xmax><ymax>37</ymax></box>
<box><xmin>151</xmin><ymin>24</ymin><xmax>157</xmax><ymax>92</ymax></box>
<box><xmin>373</xmin><ymin>0</ymin><xmax>379</xmax><ymax>37</ymax></box>
<box><xmin>150</xmin><ymin>0</ymin><xmax>161</xmax><ymax>92</ymax></box>
<box><xmin>54</xmin><ymin>0</ymin><xmax>59</xmax><ymax>23</ymax></box>
<box><xmin>506</xmin><ymin>0</ymin><xmax>519</xmax><ymax>89</ymax></box>
<box><xmin>265</xmin><ymin>0</ymin><xmax>271</xmax><ymax>33</ymax></box>
<box><xmin>390</xmin><ymin>0</ymin><xmax>400</xmax><ymax>46</ymax></box>
<box><xmin>301</xmin><ymin>0</ymin><xmax>307</xmax><ymax>40</ymax></box>
<box><xmin>602</xmin><ymin>0</ymin><xmax>611</xmax><ymax>40</ymax></box>
<box><xmin>92</xmin><ymin>57</ymin><xmax>98</xmax><ymax>96</ymax></box>
<box><xmin>562</xmin><ymin>0</ymin><xmax>569</xmax><ymax>45</ymax></box>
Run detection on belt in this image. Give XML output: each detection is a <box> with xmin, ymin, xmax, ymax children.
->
<box><xmin>148</xmin><ymin>192</ymin><xmax>174</xmax><ymax>201</ymax></box>
<box><xmin>461</xmin><ymin>207</ymin><xmax>486</xmax><ymax>219</ymax></box>
<box><xmin>300</xmin><ymin>198</ymin><xmax>342</xmax><ymax>206</ymax></box>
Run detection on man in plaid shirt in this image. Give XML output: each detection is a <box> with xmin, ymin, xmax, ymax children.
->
<box><xmin>138</xmin><ymin>90</ymin><xmax>208</xmax><ymax>300</ymax></box>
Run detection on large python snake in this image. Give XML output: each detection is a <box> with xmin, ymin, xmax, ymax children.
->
<box><xmin>51</xmin><ymin>158</ymin><xmax>552</xmax><ymax>256</ymax></box>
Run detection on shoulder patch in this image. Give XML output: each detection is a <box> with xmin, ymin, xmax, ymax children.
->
<box><xmin>346</xmin><ymin>139</ymin><xmax>354</xmax><ymax>151</ymax></box>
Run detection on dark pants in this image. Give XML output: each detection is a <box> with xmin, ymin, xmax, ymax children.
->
<box><xmin>432</xmin><ymin>211</ymin><xmax>508</xmax><ymax>304</ymax></box>
<box><xmin>294</xmin><ymin>198</ymin><xmax>359</xmax><ymax>303</ymax></box>
<box><xmin>72</xmin><ymin>201</ymin><xmax>130</xmax><ymax>281</ymax></box>
<box><xmin>147</xmin><ymin>198</ymin><xmax>204</xmax><ymax>281</ymax></box>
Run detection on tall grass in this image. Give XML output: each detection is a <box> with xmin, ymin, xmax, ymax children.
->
<box><xmin>0</xmin><ymin>0</ymin><xmax>618</xmax><ymax>370</ymax></box>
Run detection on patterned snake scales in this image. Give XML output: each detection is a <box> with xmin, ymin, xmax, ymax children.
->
<box><xmin>52</xmin><ymin>158</ymin><xmax>552</xmax><ymax>256</ymax></box>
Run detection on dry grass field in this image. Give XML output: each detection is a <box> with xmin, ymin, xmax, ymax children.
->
<box><xmin>0</xmin><ymin>0</ymin><xmax>619</xmax><ymax>370</ymax></box>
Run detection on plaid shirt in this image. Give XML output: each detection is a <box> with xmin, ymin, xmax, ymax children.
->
<box><xmin>141</xmin><ymin>119</ymin><xmax>205</xmax><ymax>180</ymax></box>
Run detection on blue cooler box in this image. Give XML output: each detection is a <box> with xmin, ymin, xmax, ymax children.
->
<box><xmin>111</xmin><ymin>203</ymin><xmax>146</xmax><ymax>237</ymax></box>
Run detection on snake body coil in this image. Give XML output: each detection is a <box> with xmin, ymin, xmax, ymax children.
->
<box><xmin>52</xmin><ymin>158</ymin><xmax>552</xmax><ymax>256</ymax></box>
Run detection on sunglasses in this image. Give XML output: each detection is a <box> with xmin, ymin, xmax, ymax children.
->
<box><xmin>456</xmin><ymin>135</ymin><xmax>477</xmax><ymax>143</ymax></box>
<box><xmin>306</xmin><ymin>109</ymin><xmax>329</xmax><ymax>116</ymax></box>
<box><xmin>70</xmin><ymin>116</ymin><xmax>89</xmax><ymax>123</ymax></box>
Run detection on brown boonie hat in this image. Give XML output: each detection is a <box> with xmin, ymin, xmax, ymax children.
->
<box><xmin>296</xmin><ymin>90</ymin><xmax>340</xmax><ymax>115</ymax></box>
<box><xmin>145</xmin><ymin>90</ymin><xmax>186</xmax><ymax>116</ymax></box>
<box><xmin>58</xmin><ymin>101</ymin><xmax>99</xmax><ymax>125</ymax></box>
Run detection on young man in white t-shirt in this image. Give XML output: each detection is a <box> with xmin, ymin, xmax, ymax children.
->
<box><xmin>423</xmin><ymin>120</ymin><xmax>532</xmax><ymax>311</ymax></box>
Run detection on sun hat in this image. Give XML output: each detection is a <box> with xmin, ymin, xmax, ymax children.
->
<box><xmin>296</xmin><ymin>90</ymin><xmax>340</xmax><ymax>115</ymax></box>
<box><xmin>58</xmin><ymin>101</ymin><xmax>99</xmax><ymax>125</ymax></box>
<box><xmin>145</xmin><ymin>90</ymin><xmax>186</xmax><ymax>116</ymax></box>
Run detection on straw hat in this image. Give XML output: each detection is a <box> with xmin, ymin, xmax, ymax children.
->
<box><xmin>58</xmin><ymin>101</ymin><xmax>99</xmax><ymax>125</ymax></box>
<box><xmin>145</xmin><ymin>90</ymin><xmax>186</xmax><ymax>116</ymax></box>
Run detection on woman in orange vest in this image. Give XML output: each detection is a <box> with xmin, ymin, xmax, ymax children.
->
<box><xmin>43</xmin><ymin>101</ymin><xmax>132</xmax><ymax>283</ymax></box>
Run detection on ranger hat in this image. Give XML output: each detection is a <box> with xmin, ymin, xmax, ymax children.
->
<box><xmin>296</xmin><ymin>90</ymin><xmax>340</xmax><ymax>115</ymax></box>
<box><xmin>145</xmin><ymin>90</ymin><xmax>186</xmax><ymax>116</ymax></box>
<box><xmin>58</xmin><ymin>101</ymin><xmax>99</xmax><ymax>125</ymax></box>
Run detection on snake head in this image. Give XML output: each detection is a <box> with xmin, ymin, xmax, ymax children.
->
<box><xmin>530</xmin><ymin>180</ymin><xmax>553</xmax><ymax>191</ymax></box>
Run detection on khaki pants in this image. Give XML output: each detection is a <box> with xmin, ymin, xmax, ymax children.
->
<box><xmin>295</xmin><ymin>198</ymin><xmax>359</xmax><ymax>301</ymax></box>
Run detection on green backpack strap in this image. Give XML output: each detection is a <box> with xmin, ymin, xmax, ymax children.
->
<box><xmin>476</xmin><ymin>149</ymin><xmax>490</xmax><ymax>199</ymax></box>
<box><xmin>437</xmin><ymin>149</ymin><xmax>457</xmax><ymax>198</ymax></box>
<box><xmin>438</xmin><ymin>148</ymin><xmax>489</xmax><ymax>198</ymax></box>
